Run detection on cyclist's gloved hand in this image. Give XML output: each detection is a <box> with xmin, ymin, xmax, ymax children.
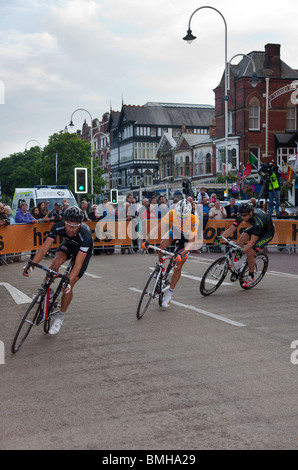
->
<box><xmin>214</xmin><ymin>235</ymin><xmax>222</xmax><ymax>244</ymax></box>
<box><xmin>22</xmin><ymin>263</ymin><xmax>33</xmax><ymax>277</ymax></box>
<box><xmin>141</xmin><ymin>240</ymin><xmax>149</xmax><ymax>251</ymax></box>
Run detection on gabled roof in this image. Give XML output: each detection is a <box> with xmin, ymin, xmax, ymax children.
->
<box><xmin>117</xmin><ymin>102</ymin><xmax>214</xmax><ymax>128</ymax></box>
<box><xmin>175</xmin><ymin>133</ymin><xmax>213</xmax><ymax>151</ymax></box>
<box><xmin>156</xmin><ymin>132</ymin><xmax>177</xmax><ymax>154</ymax></box>
<box><xmin>230</xmin><ymin>51</ymin><xmax>298</xmax><ymax>81</ymax></box>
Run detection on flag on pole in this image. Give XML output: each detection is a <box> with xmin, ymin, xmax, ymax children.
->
<box><xmin>242</xmin><ymin>152</ymin><xmax>258</xmax><ymax>180</ymax></box>
<box><xmin>295</xmin><ymin>144</ymin><xmax>298</xmax><ymax>169</ymax></box>
<box><xmin>285</xmin><ymin>162</ymin><xmax>294</xmax><ymax>183</ymax></box>
<box><xmin>249</xmin><ymin>152</ymin><xmax>258</xmax><ymax>168</ymax></box>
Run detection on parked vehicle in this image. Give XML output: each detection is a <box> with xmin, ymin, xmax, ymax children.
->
<box><xmin>12</xmin><ymin>186</ymin><xmax>77</xmax><ymax>216</ymax></box>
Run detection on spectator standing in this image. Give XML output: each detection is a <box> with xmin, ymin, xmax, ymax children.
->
<box><xmin>15</xmin><ymin>202</ymin><xmax>38</xmax><ymax>224</ymax></box>
<box><xmin>48</xmin><ymin>202</ymin><xmax>63</xmax><ymax>223</ymax></box>
<box><xmin>0</xmin><ymin>204</ymin><xmax>12</xmax><ymax>264</ymax></box>
<box><xmin>225</xmin><ymin>198</ymin><xmax>239</xmax><ymax>218</ymax></box>
<box><xmin>61</xmin><ymin>199</ymin><xmax>70</xmax><ymax>218</ymax></box>
<box><xmin>0</xmin><ymin>203</ymin><xmax>10</xmax><ymax>226</ymax></box>
<box><xmin>14</xmin><ymin>201</ymin><xmax>37</xmax><ymax>262</ymax></box>
<box><xmin>209</xmin><ymin>199</ymin><xmax>227</xmax><ymax>220</ymax></box>
<box><xmin>37</xmin><ymin>201</ymin><xmax>49</xmax><ymax>220</ymax></box>
<box><xmin>98</xmin><ymin>201</ymin><xmax>118</xmax><ymax>254</ymax></box>
<box><xmin>80</xmin><ymin>200</ymin><xmax>91</xmax><ymax>222</ymax></box>
<box><xmin>89</xmin><ymin>204</ymin><xmax>100</xmax><ymax>221</ymax></box>
<box><xmin>201</xmin><ymin>196</ymin><xmax>210</xmax><ymax>230</ymax></box>
<box><xmin>156</xmin><ymin>195</ymin><xmax>169</xmax><ymax>220</ymax></box>
<box><xmin>267</xmin><ymin>163</ymin><xmax>281</xmax><ymax>214</ymax></box>
<box><xmin>197</xmin><ymin>187</ymin><xmax>210</xmax><ymax>204</ymax></box>
<box><xmin>4</xmin><ymin>205</ymin><xmax>15</xmax><ymax>225</ymax></box>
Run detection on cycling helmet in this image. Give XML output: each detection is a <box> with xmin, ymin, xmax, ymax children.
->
<box><xmin>239</xmin><ymin>202</ymin><xmax>253</xmax><ymax>214</ymax></box>
<box><xmin>63</xmin><ymin>206</ymin><xmax>84</xmax><ymax>223</ymax></box>
<box><xmin>175</xmin><ymin>199</ymin><xmax>192</xmax><ymax>217</ymax></box>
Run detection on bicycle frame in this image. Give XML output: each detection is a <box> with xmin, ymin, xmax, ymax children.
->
<box><xmin>11</xmin><ymin>257</ymin><xmax>75</xmax><ymax>353</ymax></box>
<box><xmin>136</xmin><ymin>245</ymin><xmax>179</xmax><ymax>319</ymax></box>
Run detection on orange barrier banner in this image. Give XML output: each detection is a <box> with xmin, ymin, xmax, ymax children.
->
<box><xmin>0</xmin><ymin>219</ymin><xmax>297</xmax><ymax>255</ymax></box>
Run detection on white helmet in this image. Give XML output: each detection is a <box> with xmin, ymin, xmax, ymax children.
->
<box><xmin>175</xmin><ymin>199</ymin><xmax>192</xmax><ymax>217</ymax></box>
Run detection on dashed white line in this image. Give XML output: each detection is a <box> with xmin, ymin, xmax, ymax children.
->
<box><xmin>129</xmin><ymin>287</ymin><xmax>246</xmax><ymax>327</ymax></box>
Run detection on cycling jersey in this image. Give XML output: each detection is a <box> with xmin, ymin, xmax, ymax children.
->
<box><xmin>161</xmin><ymin>210</ymin><xmax>200</xmax><ymax>251</ymax></box>
<box><xmin>233</xmin><ymin>209</ymin><xmax>274</xmax><ymax>237</ymax></box>
<box><xmin>47</xmin><ymin>221</ymin><xmax>93</xmax><ymax>254</ymax></box>
<box><xmin>47</xmin><ymin>221</ymin><xmax>93</xmax><ymax>278</ymax></box>
<box><xmin>233</xmin><ymin>209</ymin><xmax>275</xmax><ymax>251</ymax></box>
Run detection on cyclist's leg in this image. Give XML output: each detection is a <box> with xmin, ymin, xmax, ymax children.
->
<box><xmin>49</xmin><ymin>244</ymin><xmax>68</xmax><ymax>272</ymax></box>
<box><xmin>169</xmin><ymin>255</ymin><xmax>187</xmax><ymax>290</ymax></box>
<box><xmin>159</xmin><ymin>231</ymin><xmax>174</xmax><ymax>258</ymax></box>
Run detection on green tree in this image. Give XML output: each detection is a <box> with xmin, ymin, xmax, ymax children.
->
<box><xmin>42</xmin><ymin>131</ymin><xmax>106</xmax><ymax>197</ymax></box>
<box><xmin>0</xmin><ymin>131</ymin><xmax>107</xmax><ymax>201</ymax></box>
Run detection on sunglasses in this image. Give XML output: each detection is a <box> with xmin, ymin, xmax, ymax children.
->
<box><xmin>65</xmin><ymin>221</ymin><xmax>81</xmax><ymax>228</ymax></box>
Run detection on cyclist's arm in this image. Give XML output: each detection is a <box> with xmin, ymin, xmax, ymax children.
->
<box><xmin>31</xmin><ymin>238</ymin><xmax>54</xmax><ymax>264</ymax></box>
<box><xmin>69</xmin><ymin>251</ymin><xmax>87</xmax><ymax>283</ymax></box>
<box><xmin>242</xmin><ymin>234</ymin><xmax>258</xmax><ymax>253</ymax></box>
<box><xmin>220</xmin><ymin>223</ymin><xmax>237</xmax><ymax>240</ymax></box>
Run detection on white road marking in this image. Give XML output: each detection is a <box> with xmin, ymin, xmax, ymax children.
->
<box><xmin>129</xmin><ymin>287</ymin><xmax>246</xmax><ymax>327</ymax></box>
<box><xmin>0</xmin><ymin>282</ymin><xmax>32</xmax><ymax>304</ymax></box>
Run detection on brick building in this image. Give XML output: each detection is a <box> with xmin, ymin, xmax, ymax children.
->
<box><xmin>214</xmin><ymin>43</ymin><xmax>298</xmax><ymax>173</ymax></box>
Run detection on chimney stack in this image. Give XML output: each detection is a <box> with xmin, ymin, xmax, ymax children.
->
<box><xmin>264</xmin><ymin>43</ymin><xmax>281</xmax><ymax>77</ymax></box>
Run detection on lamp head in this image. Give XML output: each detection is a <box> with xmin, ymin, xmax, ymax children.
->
<box><xmin>69</xmin><ymin>120</ymin><xmax>74</xmax><ymax>127</ymax></box>
<box><xmin>249</xmin><ymin>72</ymin><xmax>260</xmax><ymax>88</ymax></box>
<box><xmin>182</xmin><ymin>29</ymin><xmax>197</xmax><ymax>44</ymax></box>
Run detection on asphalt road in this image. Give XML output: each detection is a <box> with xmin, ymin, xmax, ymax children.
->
<box><xmin>1</xmin><ymin>247</ymin><xmax>298</xmax><ymax>450</ymax></box>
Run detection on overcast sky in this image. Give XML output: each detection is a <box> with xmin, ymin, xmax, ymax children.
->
<box><xmin>0</xmin><ymin>0</ymin><xmax>297</xmax><ymax>160</ymax></box>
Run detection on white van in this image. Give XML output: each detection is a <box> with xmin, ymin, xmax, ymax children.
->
<box><xmin>12</xmin><ymin>186</ymin><xmax>78</xmax><ymax>216</ymax></box>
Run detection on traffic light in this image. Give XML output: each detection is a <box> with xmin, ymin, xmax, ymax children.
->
<box><xmin>182</xmin><ymin>180</ymin><xmax>190</xmax><ymax>196</ymax></box>
<box><xmin>110</xmin><ymin>189</ymin><xmax>118</xmax><ymax>204</ymax></box>
<box><xmin>74</xmin><ymin>168</ymin><xmax>87</xmax><ymax>194</ymax></box>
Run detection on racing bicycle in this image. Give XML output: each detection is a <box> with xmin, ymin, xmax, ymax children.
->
<box><xmin>200</xmin><ymin>236</ymin><xmax>269</xmax><ymax>296</ymax></box>
<box><xmin>136</xmin><ymin>245</ymin><xmax>181</xmax><ymax>319</ymax></box>
<box><xmin>11</xmin><ymin>257</ymin><xmax>75</xmax><ymax>354</ymax></box>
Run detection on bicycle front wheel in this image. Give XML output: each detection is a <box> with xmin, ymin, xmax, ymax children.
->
<box><xmin>137</xmin><ymin>267</ymin><xmax>161</xmax><ymax>319</ymax></box>
<box><xmin>11</xmin><ymin>292</ymin><xmax>45</xmax><ymax>354</ymax></box>
<box><xmin>200</xmin><ymin>257</ymin><xmax>229</xmax><ymax>296</ymax></box>
<box><xmin>239</xmin><ymin>252</ymin><xmax>268</xmax><ymax>289</ymax></box>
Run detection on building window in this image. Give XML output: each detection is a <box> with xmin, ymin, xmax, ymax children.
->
<box><xmin>228</xmin><ymin>111</ymin><xmax>233</xmax><ymax>135</ymax></box>
<box><xmin>286</xmin><ymin>104</ymin><xmax>296</xmax><ymax>131</ymax></box>
<box><xmin>206</xmin><ymin>153</ymin><xmax>211</xmax><ymax>173</ymax></box>
<box><xmin>249</xmin><ymin>98</ymin><xmax>260</xmax><ymax>130</ymax></box>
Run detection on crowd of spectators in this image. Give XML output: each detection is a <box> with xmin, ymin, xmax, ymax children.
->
<box><xmin>1</xmin><ymin>188</ymin><xmax>297</xmax><ymax>264</ymax></box>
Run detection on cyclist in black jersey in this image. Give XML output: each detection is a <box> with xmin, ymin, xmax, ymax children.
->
<box><xmin>218</xmin><ymin>202</ymin><xmax>275</xmax><ymax>287</ymax></box>
<box><xmin>23</xmin><ymin>206</ymin><xmax>93</xmax><ymax>334</ymax></box>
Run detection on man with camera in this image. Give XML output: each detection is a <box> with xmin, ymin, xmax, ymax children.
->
<box><xmin>259</xmin><ymin>162</ymin><xmax>281</xmax><ymax>215</ymax></box>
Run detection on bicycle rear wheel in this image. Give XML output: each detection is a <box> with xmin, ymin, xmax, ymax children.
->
<box><xmin>137</xmin><ymin>267</ymin><xmax>161</xmax><ymax>319</ymax></box>
<box><xmin>200</xmin><ymin>257</ymin><xmax>229</xmax><ymax>296</ymax></box>
<box><xmin>11</xmin><ymin>292</ymin><xmax>45</xmax><ymax>354</ymax></box>
<box><xmin>239</xmin><ymin>252</ymin><xmax>268</xmax><ymax>289</ymax></box>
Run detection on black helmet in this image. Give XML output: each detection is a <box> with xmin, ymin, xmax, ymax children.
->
<box><xmin>239</xmin><ymin>202</ymin><xmax>253</xmax><ymax>215</ymax></box>
<box><xmin>64</xmin><ymin>206</ymin><xmax>84</xmax><ymax>223</ymax></box>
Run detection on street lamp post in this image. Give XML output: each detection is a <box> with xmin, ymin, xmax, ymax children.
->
<box><xmin>262</xmin><ymin>69</ymin><xmax>273</xmax><ymax>159</ymax></box>
<box><xmin>227</xmin><ymin>53</ymin><xmax>260</xmax><ymax>90</ymax></box>
<box><xmin>183</xmin><ymin>6</ymin><xmax>228</xmax><ymax>181</ymax></box>
<box><xmin>69</xmin><ymin>108</ymin><xmax>94</xmax><ymax>199</ymax></box>
<box><xmin>24</xmin><ymin>140</ymin><xmax>42</xmax><ymax>152</ymax></box>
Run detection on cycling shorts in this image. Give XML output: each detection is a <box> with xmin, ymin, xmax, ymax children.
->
<box><xmin>55</xmin><ymin>240</ymin><xmax>92</xmax><ymax>278</ymax></box>
<box><xmin>244</xmin><ymin>226</ymin><xmax>275</xmax><ymax>252</ymax></box>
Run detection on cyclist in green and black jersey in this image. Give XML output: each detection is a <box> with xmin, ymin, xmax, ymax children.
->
<box><xmin>218</xmin><ymin>202</ymin><xmax>275</xmax><ymax>287</ymax></box>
